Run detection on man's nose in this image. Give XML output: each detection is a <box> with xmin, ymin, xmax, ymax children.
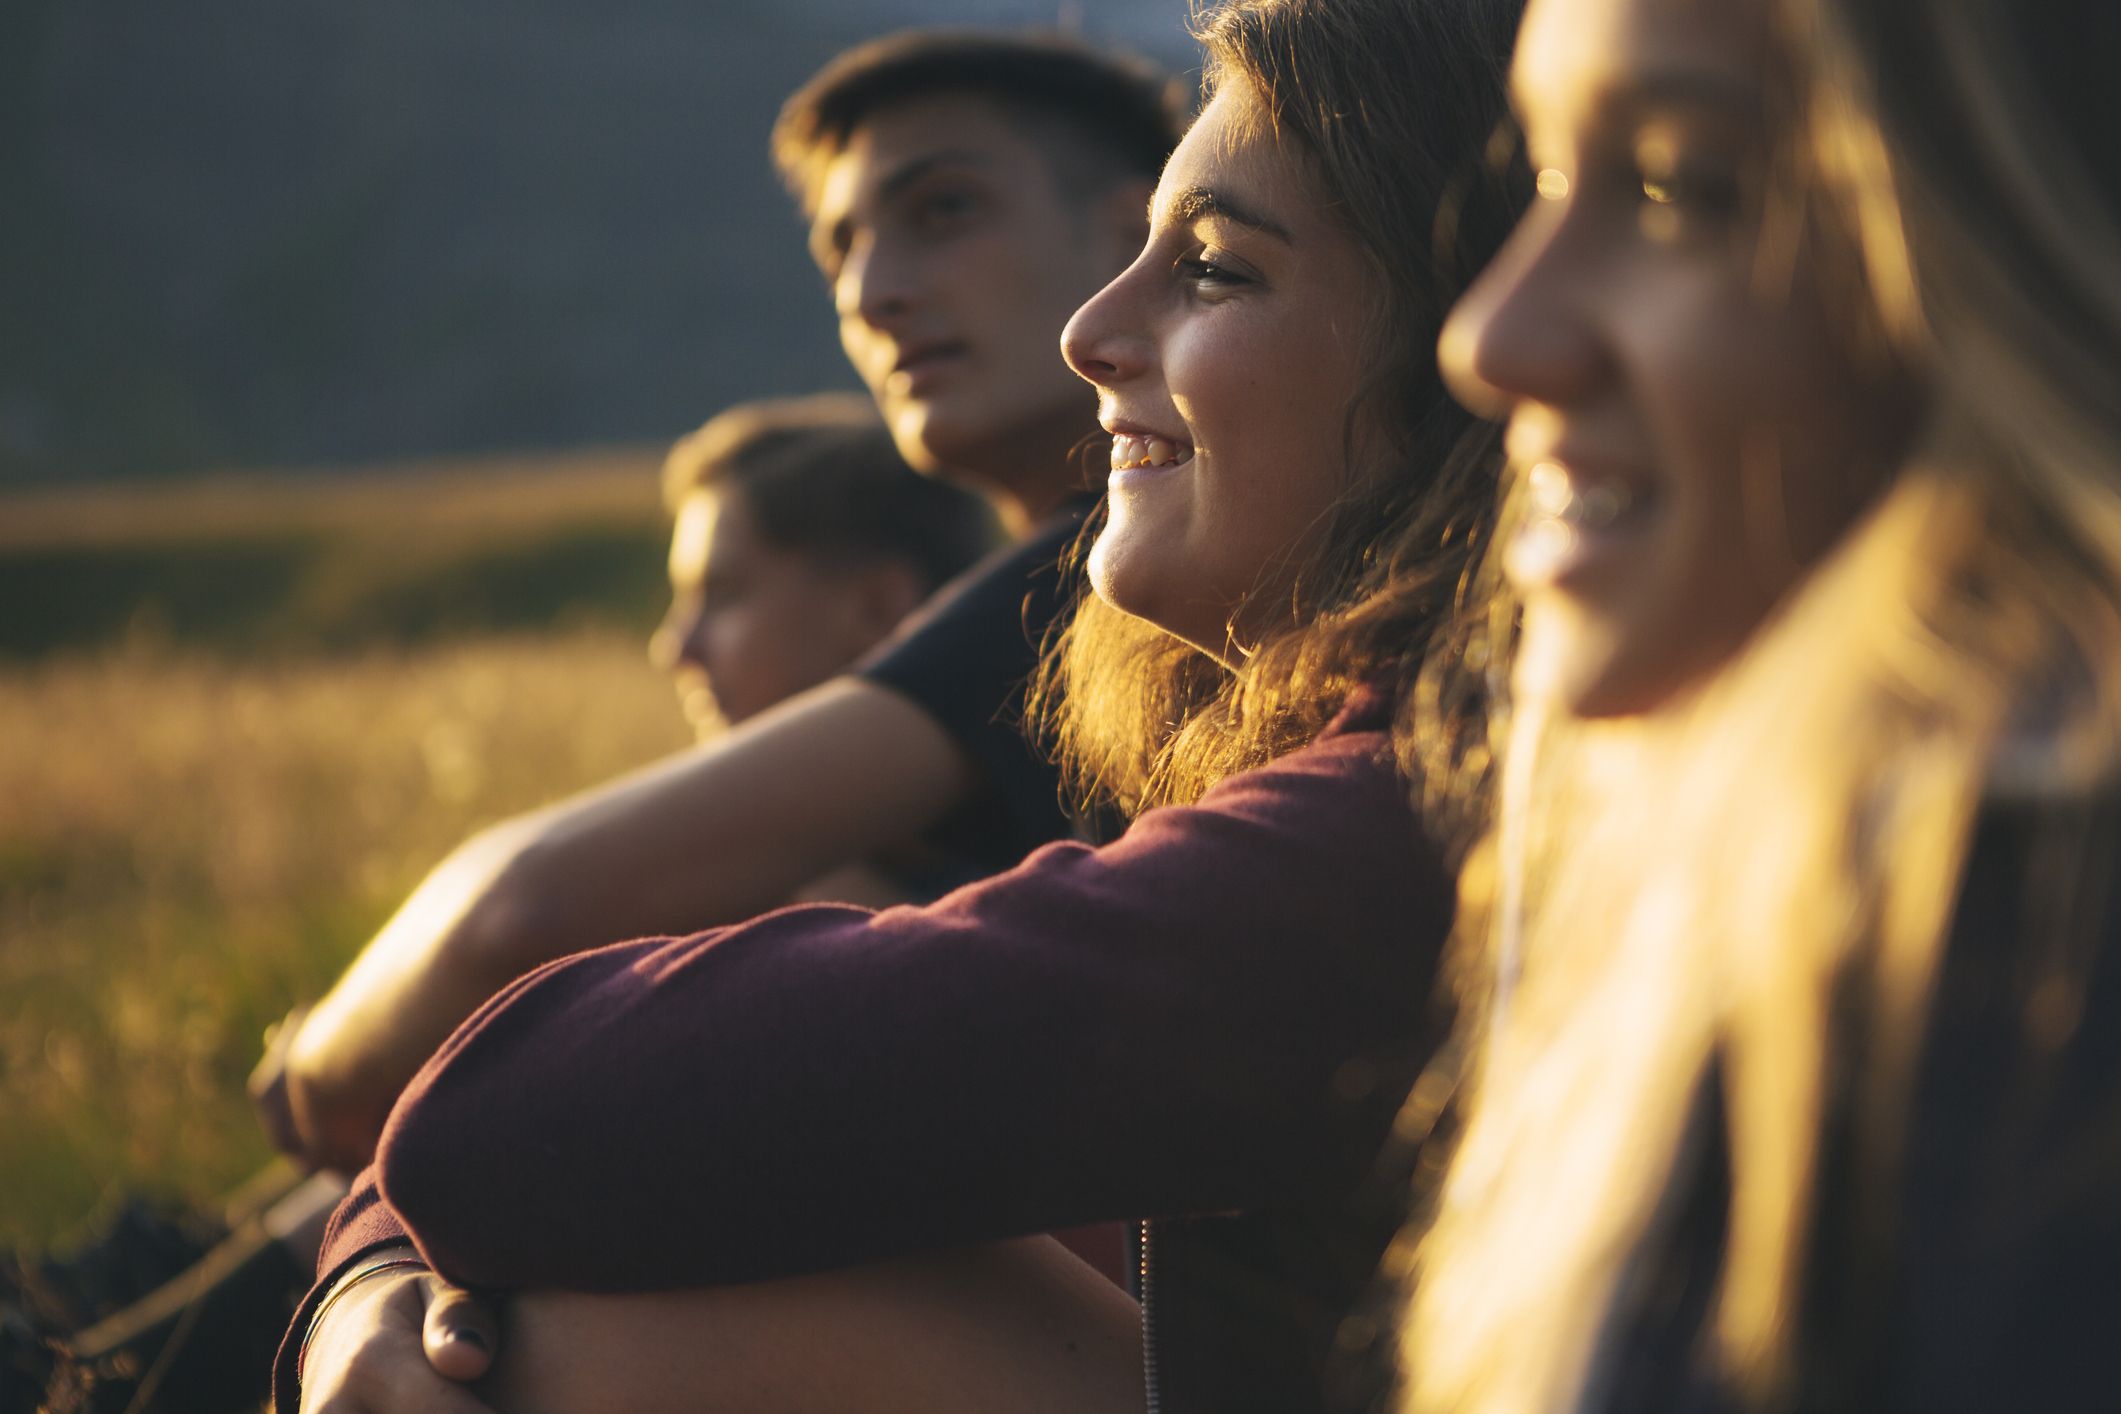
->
<box><xmin>837</xmin><ymin>230</ymin><xmax>920</xmax><ymax>329</ymax></box>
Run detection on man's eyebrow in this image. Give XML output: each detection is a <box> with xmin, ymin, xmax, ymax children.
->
<box><xmin>1159</xmin><ymin>185</ymin><xmax>1294</xmax><ymax>244</ymax></box>
<box><xmin>813</xmin><ymin>149</ymin><xmax>995</xmax><ymax>270</ymax></box>
<box><xmin>876</xmin><ymin>148</ymin><xmax>994</xmax><ymax>204</ymax></box>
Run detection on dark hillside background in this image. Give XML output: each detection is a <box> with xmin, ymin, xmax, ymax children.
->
<box><xmin>1</xmin><ymin>0</ymin><xmax>1193</xmax><ymax>485</ymax></box>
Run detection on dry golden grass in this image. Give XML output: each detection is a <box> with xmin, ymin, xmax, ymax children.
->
<box><xmin>0</xmin><ymin>631</ymin><xmax>690</xmax><ymax>1244</ymax></box>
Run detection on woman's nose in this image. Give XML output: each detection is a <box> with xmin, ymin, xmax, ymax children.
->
<box><xmin>1438</xmin><ymin>204</ymin><xmax>1608</xmax><ymax>420</ymax></box>
<box><xmin>1061</xmin><ymin>260</ymin><xmax>1155</xmax><ymax>388</ymax></box>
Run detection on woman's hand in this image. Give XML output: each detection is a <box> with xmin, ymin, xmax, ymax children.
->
<box><xmin>299</xmin><ymin>1264</ymin><xmax>502</xmax><ymax>1413</ymax></box>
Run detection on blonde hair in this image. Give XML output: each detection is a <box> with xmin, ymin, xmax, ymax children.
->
<box><xmin>1402</xmin><ymin>1</ymin><xmax>2121</xmax><ymax>1409</ymax></box>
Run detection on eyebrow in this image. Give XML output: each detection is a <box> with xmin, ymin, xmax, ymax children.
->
<box><xmin>812</xmin><ymin>148</ymin><xmax>997</xmax><ymax>269</ymax></box>
<box><xmin>1517</xmin><ymin>66</ymin><xmax>1766</xmax><ymax>129</ymax></box>
<box><xmin>1158</xmin><ymin>185</ymin><xmax>1294</xmax><ymax>245</ymax></box>
<box><xmin>1617</xmin><ymin>70</ymin><xmax>1763</xmax><ymax>119</ymax></box>
<box><xmin>877</xmin><ymin>148</ymin><xmax>994</xmax><ymax>203</ymax></box>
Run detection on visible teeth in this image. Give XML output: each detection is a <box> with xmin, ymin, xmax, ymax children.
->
<box><xmin>1575</xmin><ymin>484</ymin><xmax>1626</xmax><ymax>528</ymax></box>
<box><xmin>1528</xmin><ymin>461</ymin><xmax>1572</xmax><ymax>516</ymax></box>
<box><xmin>1525</xmin><ymin>461</ymin><xmax>1634</xmax><ymax>528</ymax></box>
<box><xmin>1109</xmin><ymin>433</ymin><xmax>1192</xmax><ymax>470</ymax></box>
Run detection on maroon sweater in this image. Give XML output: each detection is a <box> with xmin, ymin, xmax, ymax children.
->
<box><xmin>277</xmin><ymin>691</ymin><xmax>1455</xmax><ymax>1411</ymax></box>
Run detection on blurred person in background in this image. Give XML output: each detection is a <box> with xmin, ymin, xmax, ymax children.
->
<box><xmin>648</xmin><ymin>391</ymin><xmax>1004</xmax><ymax>906</ymax></box>
<box><xmin>1400</xmin><ymin>0</ymin><xmax>2121</xmax><ymax>1409</ymax></box>
<box><xmin>252</xmin><ymin>27</ymin><xmax>1186</xmax><ymax>1179</ymax></box>
<box><xmin>652</xmin><ymin>391</ymin><xmax>999</xmax><ymax>741</ymax></box>
<box><xmin>24</xmin><ymin>392</ymin><xmax>998</xmax><ymax>1412</ymax></box>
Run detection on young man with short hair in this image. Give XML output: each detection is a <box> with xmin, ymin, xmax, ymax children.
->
<box><xmin>256</xmin><ymin>30</ymin><xmax>1188</xmax><ymax>1177</ymax></box>
<box><xmin>651</xmin><ymin>391</ymin><xmax>999</xmax><ymax>735</ymax></box>
<box><xmin>654</xmin><ymin>391</ymin><xmax>1007</xmax><ymax>907</ymax></box>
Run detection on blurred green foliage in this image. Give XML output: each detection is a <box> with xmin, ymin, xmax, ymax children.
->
<box><xmin>0</xmin><ymin>454</ymin><xmax>694</xmax><ymax>1244</ymax></box>
<box><xmin>0</xmin><ymin>453</ymin><xmax>674</xmax><ymax>661</ymax></box>
<box><xmin>0</xmin><ymin>525</ymin><xmax>669</xmax><ymax>660</ymax></box>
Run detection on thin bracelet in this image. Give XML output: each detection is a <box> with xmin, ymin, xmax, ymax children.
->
<box><xmin>296</xmin><ymin>1250</ymin><xmax>432</xmax><ymax>1382</ymax></box>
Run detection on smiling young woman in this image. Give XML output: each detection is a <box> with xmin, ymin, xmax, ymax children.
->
<box><xmin>1066</xmin><ymin>83</ymin><xmax>1378</xmax><ymax>661</ymax></box>
<box><xmin>1035</xmin><ymin>0</ymin><xmax>1526</xmax><ymax>819</ymax></box>
<box><xmin>1399</xmin><ymin>0</ymin><xmax>2121</xmax><ymax>1409</ymax></box>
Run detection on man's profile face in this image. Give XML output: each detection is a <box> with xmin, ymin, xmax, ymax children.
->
<box><xmin>649</xmin><ymin>488</ymin><xmax>892</xmax><ymax>734</ymax></box>
<box><xmin>808</xmin><ymin>93</ymin><xmax>1143</xmax><ymax>487</ymax></box>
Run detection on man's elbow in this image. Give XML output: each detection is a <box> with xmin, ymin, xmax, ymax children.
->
<box><xmin>445</xmin><ymin>819</ymin><xmax>581</xmax><ymax>983</ymax></box>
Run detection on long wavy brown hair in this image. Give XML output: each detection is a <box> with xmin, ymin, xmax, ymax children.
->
<box><xmin>1026</xmin><ymin>0</ymin><xmax>1527</xmax><ymax>818</ymax></box>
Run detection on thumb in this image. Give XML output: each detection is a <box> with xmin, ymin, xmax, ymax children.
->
<box><xmin>249</xmin><ymin>1008</ymin><xmax>307</xmax><ymax>1158</ymax></box>
<box><xmin>421</xmin><ymin>1280</ymin><xmax>501</xmax><ymax>1382</ymax></box>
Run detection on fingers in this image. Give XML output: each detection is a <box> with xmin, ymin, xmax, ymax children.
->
<box><xmin>423</xmin><ymin>1279</ymin><xmax>502</xmax><ymax>1382</ymax></box>
<box><xmin>282</xmin><ymin>1067</ymin><xmax>390</xmax><ymax>1175</ymax></box>
<box><xmin>250</xmin><ymin>1006</ymin><xmax>308</xmax><ymax>1159</ymax></box>
<box><xmin>251</xmin><ymin>1004</ymin><xmax>384</xmax><ymax>1175</ymax></box>
<box><xmin>307</xmin><ymin>1366</ymin><xmax>500</xmax><ymax>1414</ymax></box>
<box><xmin>307</xmin><ymin>1363</ymin><xmax>500</xmax><ymax>1414</ymax></box>
<box><xmin>302</xmin><ymin>1115</ymin><xmax>385</xmax><ymax>1183</ymax></box>
<box><xmin>300</xmin><ymin>1271</ymin><xmax>500</xmax><ymax>1414</ymax></box>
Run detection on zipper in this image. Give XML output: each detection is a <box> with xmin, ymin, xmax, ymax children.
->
<box><xmin>1138</xmin><ymin>1219</ymin><xmax>1161</xmax><ymax>1414</ymax></box>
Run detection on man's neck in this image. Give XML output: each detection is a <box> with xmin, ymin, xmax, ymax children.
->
<box><xmin>982</xmin><ymin>475</ymin><xmax>1077</xmax><ymax>540</ymax></box>
<box><xmin>962</xmin><ymin>423</ymin><xmax>1103</xmax><ymax>540</ymax></box>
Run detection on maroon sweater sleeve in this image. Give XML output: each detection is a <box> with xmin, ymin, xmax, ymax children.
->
<box><xmin>314</xmin><ymin>700</ymin><xmax>1449</xmax><ymax>1296</ymax></box>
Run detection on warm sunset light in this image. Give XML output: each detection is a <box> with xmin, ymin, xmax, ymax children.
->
<box><xmin>11</xmin><ymin>0</ymin><xmax>2120</xmax><ymax>1410</ymax></box>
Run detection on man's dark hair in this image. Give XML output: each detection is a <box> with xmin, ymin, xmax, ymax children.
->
<box><xmin>663</xmin><ymin>393</ymin><xmax>1002</xmax><ymax>594</ymax></box>
<box><xmin>773</xmin><ymin>29</ymin><xmax>1192</xmax><ymax>215</ymax></box>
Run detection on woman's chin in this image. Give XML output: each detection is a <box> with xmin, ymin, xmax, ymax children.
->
<box><xmin>1086</xmin><ymin>530</ymin><xmax>1239</xmax><ymax>660</ymax></box>
<box><xmin>1085</xmin><ymin>532</ymin><xmax>1145</xmax><ymax>617</ymax></box>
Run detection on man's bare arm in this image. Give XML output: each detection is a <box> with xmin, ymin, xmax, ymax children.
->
<box><xmin>268</xmin><ymin>676</ymin><xmax>978</xmax><ymax>1171</ymax></box>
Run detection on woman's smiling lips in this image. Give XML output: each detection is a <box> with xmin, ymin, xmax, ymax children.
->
<box><xmin>1505</xmin><ymin>456</ymin><xmax>1659</xmax><ymax>592</ymax></box>
<box><xmin>1103</xmin><ymin>420</ymin><xmax>1195</xmax><ymax>490</ymax></box>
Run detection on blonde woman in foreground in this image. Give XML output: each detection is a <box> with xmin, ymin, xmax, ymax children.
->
<box><xmin>1402</xmin><ymin>0</ymin><xmax>2121</xmax><ymax>1409</ymax></box>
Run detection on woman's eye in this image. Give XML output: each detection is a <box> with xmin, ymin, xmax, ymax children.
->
<box><xmin>1634</xmin><ymin>164</ymin><xmax>1746</xmax><ymax>243</ymax></box>
<box><xmin>1177</xmin><ymin>252</ymin><xmax>1249</xmax><ymax>291</ymax></box>
<box><xmin>1639</xmin><ymin>170</ymin><xmax>1740</xmax><ymax>211</ymax></box>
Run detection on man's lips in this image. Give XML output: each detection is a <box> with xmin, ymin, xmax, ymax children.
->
<box><xmin>887</xmin><ymin>341</ymin><xmax>970</xmax><ymax>394</ymax></box>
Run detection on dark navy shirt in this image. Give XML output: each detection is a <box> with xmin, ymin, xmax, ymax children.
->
<box><xmin>854</xmin><ymin>498</ymin><xmax>1095</xmax><ymax>881</ymax></box>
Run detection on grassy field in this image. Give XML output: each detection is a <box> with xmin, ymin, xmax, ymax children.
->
<box><xmin>0</xmin><ymin>455</ymin><xmax>694</xmax><ymax>1246</ymax></box>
